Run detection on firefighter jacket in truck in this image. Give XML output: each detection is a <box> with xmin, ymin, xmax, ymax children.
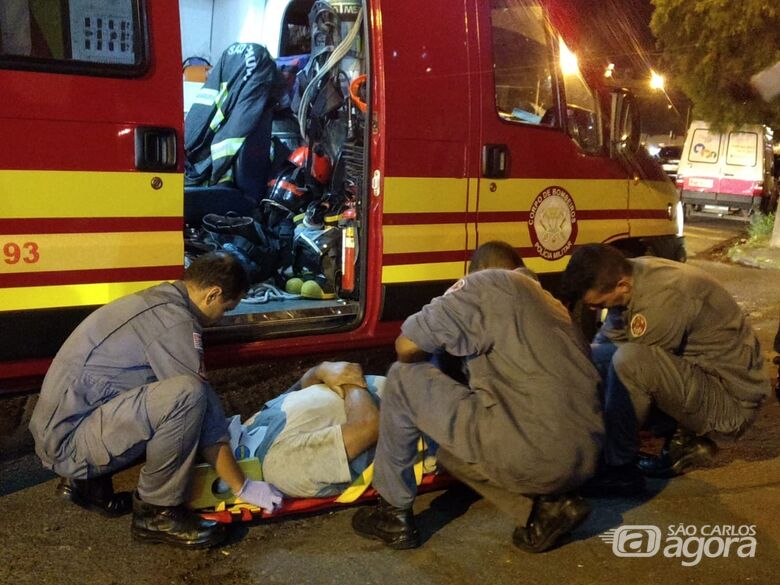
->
<box><xmin>184</xmin><ymin>42</ymin><xmax>284</xmax><ymax>187</ymax></box>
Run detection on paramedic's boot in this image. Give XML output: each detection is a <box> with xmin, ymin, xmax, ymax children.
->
<box><xmin>512</xmin><ymin>494</ymin><xmax>590</xmax><ymax>553</ymax></box>
<box><xmin>351</xmin><ymin>497</ymin><xmax>421</xmax><ymax>550</ymax></box>
<box><xmin>56</xmin><ymin>475</ymin><xmax>132</xmax><ymax>518</ymax></box>
<box><xmin>636</xmin><ymin>429</ymin><xmax>718</xmax><ymax>478</ymax></box>
<box><xmin>131</xmin><ymin>492</ymin><xmax>226</xmax><ymax>549</ymax></box>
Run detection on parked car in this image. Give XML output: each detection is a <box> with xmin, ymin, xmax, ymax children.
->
<box><xmin>656</xmin><ymin>145</ymin><xmax>682</xmax><ymax>181</ymax></box>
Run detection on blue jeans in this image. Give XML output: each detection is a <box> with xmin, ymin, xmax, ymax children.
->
<box><xmin>591</xmin><ymin>337</ymin><xmax>677</xmax><ymax>465</ymax></box>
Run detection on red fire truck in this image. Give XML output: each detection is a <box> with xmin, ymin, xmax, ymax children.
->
<box><xmin>0</xmin><ymin>0</ymin><xmax>685</xmax><ymax>387</ymax></box>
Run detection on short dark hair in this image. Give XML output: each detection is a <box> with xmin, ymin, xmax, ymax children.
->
<box><xmin>559</xmin><ymin>244</ymin><xmax>632</xmax><ymax>304</ymax></box>
<box><xmin>469</xmin><ymin>240</ymin><xmax>525</xmax><ymax>273</ymax></box>
<box><xmin>183</xmin><ymin>251</ymin><xmax>250</xmax><ymax>301</ymax></box>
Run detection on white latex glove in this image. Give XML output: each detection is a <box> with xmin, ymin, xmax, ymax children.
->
<box><xmin>236</xmin><ymin>479</ymin><xmax>284</xmax><ymax>513</ymax></box>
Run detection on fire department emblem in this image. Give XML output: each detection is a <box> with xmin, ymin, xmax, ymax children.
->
<box><xmin>445</xmin><ymin>278</ymin><xmax>466</xmax><ymax>295</ymax></box>
<box><xmin>630</xmin><ymin>313</ymin><xmax>648</xmax><ymax>337</ymax></box>
<box><xmin>528</xmin><ymin>186</ymin><xmax>578</xmax><ymax>260</ymax></box>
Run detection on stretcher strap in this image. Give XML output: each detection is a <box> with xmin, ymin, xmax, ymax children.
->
<box><xmin>335</xmin><ymin>436</ymin><xmax>427</xmax><ymax>504</ymax></box>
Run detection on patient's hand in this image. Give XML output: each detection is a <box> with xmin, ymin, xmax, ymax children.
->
<box><xmin>316</xmin><ymin>361</ymin><xmax>366</xmax><ymax>392</ymax></box>
<box><xmin>328</xmin><ymin>382</ymin><xmax>366</xmax><ymax>400</ymax></box>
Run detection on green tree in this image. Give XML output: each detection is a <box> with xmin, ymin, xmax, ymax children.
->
<box><xmin>651</xmin><ymin>0</ymin><xmax>780</xmax><ymax>129</ymax></box>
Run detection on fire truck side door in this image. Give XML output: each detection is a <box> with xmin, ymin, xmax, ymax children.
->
<box><xmin>473</xmin><ymin>0</ymin><xmax>630</xmax><ymax>275</ymax></box>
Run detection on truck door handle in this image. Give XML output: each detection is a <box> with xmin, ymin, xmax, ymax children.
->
<box><xmin>135</xmin><ymin>126</ymin><xmax>177</xmax><ymax>171</ymax></box>
<box><xmin>482</xmin><ymin>144</ymin><xmax>509</xmax><ymax>178</ymax></box>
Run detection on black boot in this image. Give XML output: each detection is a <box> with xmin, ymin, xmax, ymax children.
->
<box><xmin>131</xmin><ymin>492</ymin><xmax>226</xmax><ymax>549</ymax></box>
<box><xmin>579</xmin><ymin>463</ymin><xmax>646</xmax><ymax>497</ymax></box>
<box><xmin>512</xmin><ymin>494</ymin><xmax>591</xmax><ymax>553</ymax></box>
<box><xmin>636</xmin><ymin>429</ymin><xmax>718</xmax><ymax>478</ymax></box>
<box><xmin>56</xmin><ymin>475</ymin><xmax>132</xmax><ymax>517</ymax></box>
<box><xmin>352</xmin><ymin>497</ymin><xmax>421</xmax><ymax>550</ymax></box>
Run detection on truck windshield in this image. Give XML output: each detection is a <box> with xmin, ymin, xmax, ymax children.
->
<box><xmin>490</xmin><ymin>0</ymin><xmax>557</xmax><ymax>127</ymax></box>
<box><xmin>0</xmin><ymin>0</ymin><xmax>146</xmax><ymax>75</ymax></box>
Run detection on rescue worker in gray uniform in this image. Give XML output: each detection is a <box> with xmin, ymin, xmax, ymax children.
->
<box><xmin>560</xmin><ymin>244</ymin><xmax>768</xmax><ymax>489</ymax></box>
<box><xmin>29</xmin><ymin>252</ymin><xmax>284</xmax><ymax>548</ymax></box>
<box><xmin>352</xmin><ymin>241</ymin><xmax>604</xmax><ymax>553</ymax></box>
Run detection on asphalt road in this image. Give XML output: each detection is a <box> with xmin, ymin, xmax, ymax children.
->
<box><xmin>683</xmin><ymin>211</ymin><xmax>748</xmax><ymax>256</ymax></box>
<box><xmin>2</xmin><ymin>219</ymin><xmax>778</xmax><ymax>585</ymax></box>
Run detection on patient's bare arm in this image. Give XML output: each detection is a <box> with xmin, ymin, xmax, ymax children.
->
<box><xmin>340</xmin><ymin>384</ymin><xmax>379</xmax><ymax>461</ymax></box>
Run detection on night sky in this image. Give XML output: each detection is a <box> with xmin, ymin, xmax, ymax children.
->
<box><xmin>569</xmin><ymin>0</ymin><xmax>657</xmax><ymax>76</ymax></box>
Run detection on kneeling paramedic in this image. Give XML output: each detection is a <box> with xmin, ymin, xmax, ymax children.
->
<box><xmin>560</xmin><ymin>244</ymin><xmax>768</xmax><ymax>491</ymax></box>
<box><xmin>29</xmin><ymin>252</ymin><xmax>285</xmax><ymax>548</ymax></box>
<box><xmin>351</xmin><ymin>241</ymin><xmax>604</xmax><ymax>553</ymax></box>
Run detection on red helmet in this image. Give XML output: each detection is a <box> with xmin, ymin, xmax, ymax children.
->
<box><xmin>289</xmin><ymin>145</ymin><xmax>332</xmax><ymax>185</ymax></box>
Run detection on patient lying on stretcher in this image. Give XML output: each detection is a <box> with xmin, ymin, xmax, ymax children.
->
<box><xmin>231</xmin><ymin>361</ymin><xmax>383</xmax><ymax>498</ymax></box>
<box><xmin>190</xmin><ymin>361</ymin><xmax>437</xmax><ymax>510</ymax></box>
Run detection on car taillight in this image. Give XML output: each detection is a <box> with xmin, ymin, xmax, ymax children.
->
<box><xmin>675</xmin><ymin>177</ymin><xmax>684</xmax><ymax>188</ymax></box>
<box><xmin>752</xmin><ymin>182</ymin><xmax>763</xmax><ymax>196</ymax></box>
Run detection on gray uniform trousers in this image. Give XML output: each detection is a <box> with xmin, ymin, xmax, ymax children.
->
<box><xmin>65</xmin><ymin>375</ymin><xmax>224</xmax><ymax>506</ymax></box>
<box><xmin>606</xmin><ymin>343</ymin><xmax>757</xmax><ymax>465</ymax></box>
<box><xmin>372</xmin><ymin>361</ymin><xmax>534</xmax><ymax>526</ymax></box>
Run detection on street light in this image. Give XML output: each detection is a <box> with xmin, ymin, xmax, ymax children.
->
<box><xmin>559</xmin><ymin>38</ymin><xmax>579</xmax><ymax>76</ymax></box>
<box><xmin>650</xmin><ymin>70</ymin><xmax>665</xmax><ymax>91</ymax></box>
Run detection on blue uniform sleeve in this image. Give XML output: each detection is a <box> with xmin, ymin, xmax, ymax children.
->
<box><xmin>145</xmin><ymin>320</ymin><xmax>206</xmax><ymax>381</ymax></box>
<box><xmin>401</xmin><ymin>277</ymin><xmax>489</xmax><ymax>357</ymax></box>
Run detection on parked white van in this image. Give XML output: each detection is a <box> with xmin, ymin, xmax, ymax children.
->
<box><xmin>677</xmin><ymin>121</ymin><xmax>777</xmax><ymax>214</ymax></box>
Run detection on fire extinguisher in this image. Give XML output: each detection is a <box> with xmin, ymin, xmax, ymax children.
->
<box><xmin>341</xmin><ymin>204</ymin><xmax>357</xmax><ymax>293</ymax></box>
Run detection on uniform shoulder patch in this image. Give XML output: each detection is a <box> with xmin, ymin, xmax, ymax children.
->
<box><xmin>444</xmin><ymin>278</ymin><xmax>466</xmax><ymax>296</ymax></box>
<box><xmin>630</xmin><ymin>313</ymin><xmax>648</xmax><ymax>337</ymax></box>
<box><xmin>193</xmin><ymin>332</ymin><xmax>203</xmax><ymax>351</ymax></box>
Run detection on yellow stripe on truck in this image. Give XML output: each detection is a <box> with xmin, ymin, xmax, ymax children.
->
<box><xmin>476</xmin><ymin>178</ymin><xmax>629</xmax><ymax>212</ymax></box>
<box><xmin>0</xmin><ymin>281</ymin><xmax>164</xmax><ymax>311</ymax></box>
<box><xmin>0</xmin><ymin>170</ymin><xmax>183</xmax><ymax>217</ymax></box>
<box><xmin>382</xmin><ymin>177</ymin><xmax>469</xmax><ymax>213</ymax></box>
<box><xmin>382</xmin><ymin>261</ymin><xmax>465</xmax><ymax>283</ymax></box>
<box><xmin>0</xmin><ymin>232</ymin><xmax>182</xmax><ymax>274</ymax></box>
<box><xmin>379</xmin><ymin>175</ymin><xmax>677</xmax><ymax>284</ymax></box>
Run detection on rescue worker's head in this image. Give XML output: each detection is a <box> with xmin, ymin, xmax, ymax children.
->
<box><xmin>184</xmin><ymin>251</ymin><xmax>250</xmax><ymax>324</ymax></box>
<box><xmin>469</xmin><ymin>241</ymin><xmax>525</xmax><ymax>273</ymax></box>
<box><xmin>560</xmin><ymin>244</ymin><xmax>633</xmax><ymax>309</ymax></box>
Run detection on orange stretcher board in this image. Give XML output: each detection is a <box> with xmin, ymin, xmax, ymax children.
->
<box><xmin>199</xmin><ymin>473</ymin><xmax>456</xmax><ymax>524</ymax></box>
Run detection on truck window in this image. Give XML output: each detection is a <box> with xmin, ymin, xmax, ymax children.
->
<box><xmin>0</xmin><ymin>0</ymin><xmax>146</xmax><ymax>75</ymax></box>
<box><xmin>279</xmin><ymin>0</ymin><xmax>312</xmax><ymax>57</ymax></box>
<box><xmin>490</xmin><ymin>0</ymin><xmax>557</xmax><ymax>127</ymax></box>
<box><xmin>688</xmin><ymin>128</ymin><xmax>721</xmax><ymax>164</ymax></box>
<box><xmin>725</xmin><ymin>131</ymin><xmax>758</xmax><ymax>167</ymax></box>
<box><xmin>558</xmin><ymin>38</ymin><xmax>602</xmax><ymax>154</ymax></box>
